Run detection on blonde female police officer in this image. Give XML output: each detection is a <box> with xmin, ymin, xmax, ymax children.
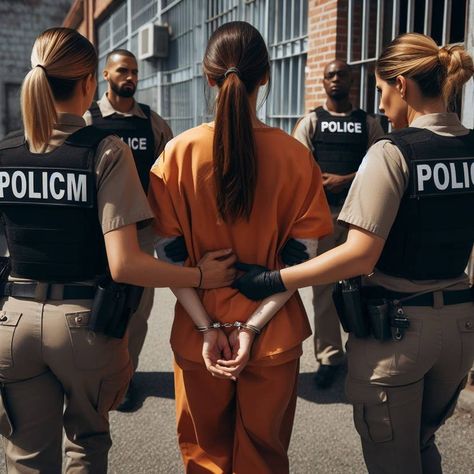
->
<box><xmin>232</xmin><ymin>33</ymin><xmax>474</xmax><ymax>474</ymax></box>
<box><xmin>0</xmin><ymin>28</ymin><xmax>234</xmax><ymax>473</ymax></box>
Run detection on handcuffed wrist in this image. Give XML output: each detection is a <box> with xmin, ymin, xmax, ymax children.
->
<box><xmin>196</xmin><ymin>321</ymin><xmax>261</xmax><ymax>334</ymax></box>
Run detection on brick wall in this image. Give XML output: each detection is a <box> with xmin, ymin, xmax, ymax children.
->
<box><xmin>0</xmin><ymin>0</ymin><xmax>74</xmax><ymax>139</ymax></box>
<box><xmin>305</xmin><ymin>0</ymin><xmax>351</xmax><ymax>111</ymax></box>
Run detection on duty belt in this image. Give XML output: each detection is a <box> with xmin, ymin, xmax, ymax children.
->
<box><xmin>363</xmin><ymin>287</ymin><xmax>474</xmax><ymax>307</ymax></box>
<box><xmin>0</xmin><ymin>281</ymin><xmax>96</xmax><ymax>300</ymax></box>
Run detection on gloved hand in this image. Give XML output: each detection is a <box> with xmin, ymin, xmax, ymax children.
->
<box><xmin>280</xmin><ymin>238</ymin><xmax>309</xmax><ymax>266</ymax></box>
<box><xmin>164</xmin><ymin>236</ymin><xmax>188</xmax><ymax>263</ymax></box>
<box><xmin>231</xmin><ymin>262</ymin><xmax>287</xmax><ymax>301</ymax></box>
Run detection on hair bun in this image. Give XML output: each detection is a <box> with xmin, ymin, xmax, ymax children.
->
<box><xmin>438</xmin><ymin>46</ymin><xmax>451</xmax><ymax>69</ymax></box>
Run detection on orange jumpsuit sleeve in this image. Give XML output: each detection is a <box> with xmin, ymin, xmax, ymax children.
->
<box><xmin>148</xmin><ymin>150</ymin><xmax>182</xmax><ymax>237</ymax></box>
<box><xmin>291</xmin><ymin>151</ymin><xmax>333</xmax><ymax>239</ymax></box>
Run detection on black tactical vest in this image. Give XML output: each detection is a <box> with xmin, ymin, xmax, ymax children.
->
<box><xmin>311</xmin><ymin>107</ymin><xmax>369</xmax><ymax>206</ymax></box>
<box><xmin>0</xmin><ymin>127</ymin><xmax>111</xmax><ymax>282</ymax></box>
<box><xmin>89</xmin><ymin>102</ymin><xmax>155</xmax><ymax>192</ymax></box>
<box><xmin>376</xmin><ymin>127</ymin><xmax>474</xmax><ymax>280</ymax></box>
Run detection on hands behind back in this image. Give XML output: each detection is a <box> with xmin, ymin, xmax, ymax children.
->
<box><xmin>201</xmin><ymin>328</ymin><xmax>256</xmax><ymax>381</ymax></box>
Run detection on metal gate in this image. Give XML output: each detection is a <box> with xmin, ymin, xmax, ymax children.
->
<box><xmin>96</xmin><ymin>0</ymin><xmax>308</xmax><ymax>135</ymax></box>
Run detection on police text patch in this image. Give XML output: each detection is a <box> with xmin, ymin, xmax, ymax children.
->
<box><xmin>411</xmin><ymin>157</ymin><xmax>474</xmax><ymax>196</ymax></box>
<box><xmin>0</xmin><ymin>168</ymin><xmax>94</xmax><ymax>207</ymax></box>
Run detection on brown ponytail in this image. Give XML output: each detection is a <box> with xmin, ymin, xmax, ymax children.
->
<box><xmin>376</xmin><ymin>33</ymin><xmax>473</xmax><ymax>104</ymax></box>
<box><xmin>203</xmin><ymin>21</ymin><xmax>270</xmax><ymax>222</ymax></box>
<box><xmin>21</xmin><ymin>28</ymin><xmax>97</xmax><ymax>151</ymax></box>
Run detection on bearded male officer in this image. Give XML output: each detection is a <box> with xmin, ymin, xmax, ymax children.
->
<box><xmin>84</xmin><ymin>49</ymin><xmax>173</xmax><ymax>411</ymax></box>
<box><xmin>292</xmin><ymin>60</ymin><xmax>384</xmax><ymax>388</ymax></box>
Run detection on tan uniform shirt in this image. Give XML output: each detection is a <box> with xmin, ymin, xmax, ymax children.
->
<box><xmin>338</xmin><ymin>112</ymin><xmax>471</xmax><ymax>292</ymax></box>
<box><xmin>83</xmin><ymin>92</ymin><xmax>173</xmax><ymax>158</ymax></box>
<box><xmin>293</xmin><ymin>103</ymin><xmax>385</xmax><ymax>154</ymax></box>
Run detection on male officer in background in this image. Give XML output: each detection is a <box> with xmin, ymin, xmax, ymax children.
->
<box><xmin>84</xmin><ymin>49</ymin><xmax>173</xmax><ymax>411</ymax></box>
<box><xmin>293</xmin><ymin>60</ymin><xmax>384</xmax><ymax>388</ymax></box>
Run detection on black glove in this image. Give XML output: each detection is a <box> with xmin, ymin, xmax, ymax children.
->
<box><xmin>280</xmin><ymin>238</ymin><xmax>309</xmax><ymax>266</ymax></box>
<box><xmin>164</xmin><ymin>236</ymin><xmax>188</xmax><ymax>263</ymax></box>
<box><xmin>231</xmin><ymin>262</ymin><xmax>287</xmax><ymax>301</ymax></box>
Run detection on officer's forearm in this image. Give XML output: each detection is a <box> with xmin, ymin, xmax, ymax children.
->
<box><xmin>280</xmin><ymin>226</ymin><xmax>385</xmax><ymax>290</ymax></box>
<box><xmin>105</xmin><ymin>224</ymin><xmax>200</xmax><ymax>288</ymax></box>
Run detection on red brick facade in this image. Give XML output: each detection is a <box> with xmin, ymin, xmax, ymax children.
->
<box><xmin>305</xmin><ymin>0</ymin><xmax>353</xmax><ymax>111</ymax></box>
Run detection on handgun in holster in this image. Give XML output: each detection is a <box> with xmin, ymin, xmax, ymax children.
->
<box><xmin>88</xmin><ymin>277</ymin><xmax>144</xmax><ymax>339</ymax></box>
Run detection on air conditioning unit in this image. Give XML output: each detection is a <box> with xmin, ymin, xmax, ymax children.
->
<box><xmin>138</xmin><ymin>23</ymin><xmax>169</xmax><ymax>60</ymax></box>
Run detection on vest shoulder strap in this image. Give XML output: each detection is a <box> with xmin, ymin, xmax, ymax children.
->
<box><xmin>351</xmin><ymin>108</ymin><xmax>368</xmax><ymax>121</ymax></box>
<box><xmin>65</xmin><ymin>126</ymin><xmax>115</xmax><ymax>148</ymax></box>
<box><xmin>376</xmin><ymin>127</ymin><xmax>433</xmax><ymax>162</ymax></box>
<box><xmin>138</xmin><ymin>103</ymin><xmax>151</xmax><ymax>119</ymax></box>
<box><xmin>0</xmin><ymin>129</ymin><xmax>25</xmax><ymax>151</ymax></box>
<box><xmin>313</xmin><ymin>106</ymin><xmax>328</xmax><ymax>120</ymax></box>
<box><xmin>89</xmin><ymin>101</ymin><xmax>103</xmax><ymax>120</ymax></box>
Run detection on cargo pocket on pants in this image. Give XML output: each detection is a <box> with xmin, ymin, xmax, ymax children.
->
<box><xmin>347</xmin><ymin>380</ymin><xmax>393</xmax><ymax>443</ymax></box>
<box><xmin>0</xmin><ymin>311</ymin><xmax>22</xmax><ymax>368</ymax></box>
<box><xmin>97</xmin><ymin>360</ymin><xmax>133</xmax><ymax>416</ymax></box>
<box><xmin>458</xmin><ymin>315</ymin><xmax>474</xmax><ymax>374</ymax></box>
<box><xmin>0</xmin><ymin>384</ymin><xmax>14</xmax><ymax>438</ymax></box>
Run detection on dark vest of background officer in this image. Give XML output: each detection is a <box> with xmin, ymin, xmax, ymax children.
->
<box><xmin>84</xmin><ymin>49</ymin><xmax>173</xmax><ymax>412</ymax></box>
<box><xmin>293</xmin><ymin>60</ymin><xmax>384</xmax><ymax>389</ymax></box>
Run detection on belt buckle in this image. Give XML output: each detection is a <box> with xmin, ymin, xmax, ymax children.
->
<box><xmin>34</xmin><ymin>282</ymin><xmax>51</xmax><ymax>302</ymax></box>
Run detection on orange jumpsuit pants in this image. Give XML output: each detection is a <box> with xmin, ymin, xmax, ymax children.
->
<box><xmin>174</xmin><ymin>356</ymin><xmax>300</xmax><ymax>474</ymax></box>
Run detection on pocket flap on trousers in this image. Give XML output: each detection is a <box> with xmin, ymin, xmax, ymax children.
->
<box><xmin>458</xmin><ymin>317</ymin><xmax>474</xmax><ymax>333</ymax></box>
<box><xmin>0</xmin><ymin>311</ymin><xmax>22</xmax><ymax>327</ymax></box>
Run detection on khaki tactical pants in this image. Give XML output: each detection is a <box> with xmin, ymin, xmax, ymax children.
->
<box><xmin>345</xmin><ymin>298</ymin><xmax>474</xmax><ymax>474</ymax></box>
<box><xmin>312</xmin><ymin>208</ymin><xmax>347</xmax><ymax>366</ymax></box>
<box><xmin>0</xmin><ymin>294</ymin><xmax>133</xmax><ymax>473</ymax></box>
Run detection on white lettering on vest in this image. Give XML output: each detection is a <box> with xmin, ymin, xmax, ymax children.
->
<box><xmin>42</xmin><ymin>171</ymin><xmax>48</xmax><ymax>199</ymax></box>
<box><xmin>121</xmin><ymin>136</ymin><xmax>147</xmax><ymax>150</ymax></box>
<box><xmin>12</xmin><ymin>171</ymin><xmax>27</xmax><ymax>198</ymax></box>
<box><xmin>449</xmin><ymin>162</ymin><xmax>463</xmax><ymax>189</ymax></box>
<box><xmin>50</xmin><ymin>172</ymin><xmax>65</xmax><ymax>200</ymax></box>
<box><xmin>416</xmin><ymin>164</ymin><xmax>432</xmax><ymax>191</ymax></box>
<box><xmin>416</xmin><ymin>160</ymin><xmax>474</xmax><ymax>193</ymax></box>
<box><xmin>28</xmin><ymin>171</ymin><xmax>41</xmax><ymax>199</ymax></box>
<box><xmin>320</xmin><ymin>121</ymin><xmax>362</xmax><ymax>134</ymax></box>
<box><xmin>67</xmin><ymin>174</ymin><xmax>87</xmax><ymax>202</ymax></box>
<box><xmin>0</xmin><ymin>172</ymin><xmax>10</xmax><ymax>198</ymax></box>
<box><xmin>433</xmin><ymin>163</ymin><xmax>450</xmax><ymax>190</ymax></box>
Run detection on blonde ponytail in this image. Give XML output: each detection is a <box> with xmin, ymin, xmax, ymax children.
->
<box><xmin>376</xmin><ymin>33</ymin><xmax>474</xmax><ymax>104</ymax></box>
<box><xmin>20</xmin><ymin>28</ymin><xmax>97</xmax><ymax>152</ymax></box>
<box><xmin>21</xmin><ymin>65</ymin><xmax>57</xmax><ymax>152</ymax></box>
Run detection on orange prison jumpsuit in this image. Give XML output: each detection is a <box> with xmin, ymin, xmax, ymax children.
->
<box><xmin>149</xmin><ymin>123</ymin><xmax>333</xmax><ymax>474</ymax></box>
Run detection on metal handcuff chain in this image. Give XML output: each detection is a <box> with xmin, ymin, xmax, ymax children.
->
<box><xmin>196</xmin><ymin>321</ymin><xmax>261</xmax><ymax>335</ymax></box>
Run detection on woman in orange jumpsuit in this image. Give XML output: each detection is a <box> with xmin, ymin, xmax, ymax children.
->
<box><xmin>148</xmin><ymin>21</ymin><xmax>332</xmax><ymax>474</ymax></box>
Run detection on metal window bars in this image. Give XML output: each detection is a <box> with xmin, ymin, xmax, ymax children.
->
<box><xmin>347</xmin><ymin>0</ymin><xmax>467</xmax><ymax>116</ymax></box>
<box><xmin>95</xmin><ymin>0</ymin><xmax>308</xmax><ymax>135</ymax></box>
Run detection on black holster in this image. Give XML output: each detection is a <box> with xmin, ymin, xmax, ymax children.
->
<box><xmin>89</xmin><ymin>278</ymin><xmax>144</xmax><ymax>339</ymax></box>
<box><xmin>332</xmin><ymin>277</ymin><xmax>370</xmax><ymax>338</ymax></box>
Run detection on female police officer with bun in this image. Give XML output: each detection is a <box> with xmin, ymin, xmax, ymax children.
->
<box><xmin>232</xmin><ymin>33</ymin><xmax>474</xmax><ymax>473</ymax></box>
<box><xmin>0</xmin><ymin>27</ymin><xmax>235</xmax><ymax>473</ymax></box>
